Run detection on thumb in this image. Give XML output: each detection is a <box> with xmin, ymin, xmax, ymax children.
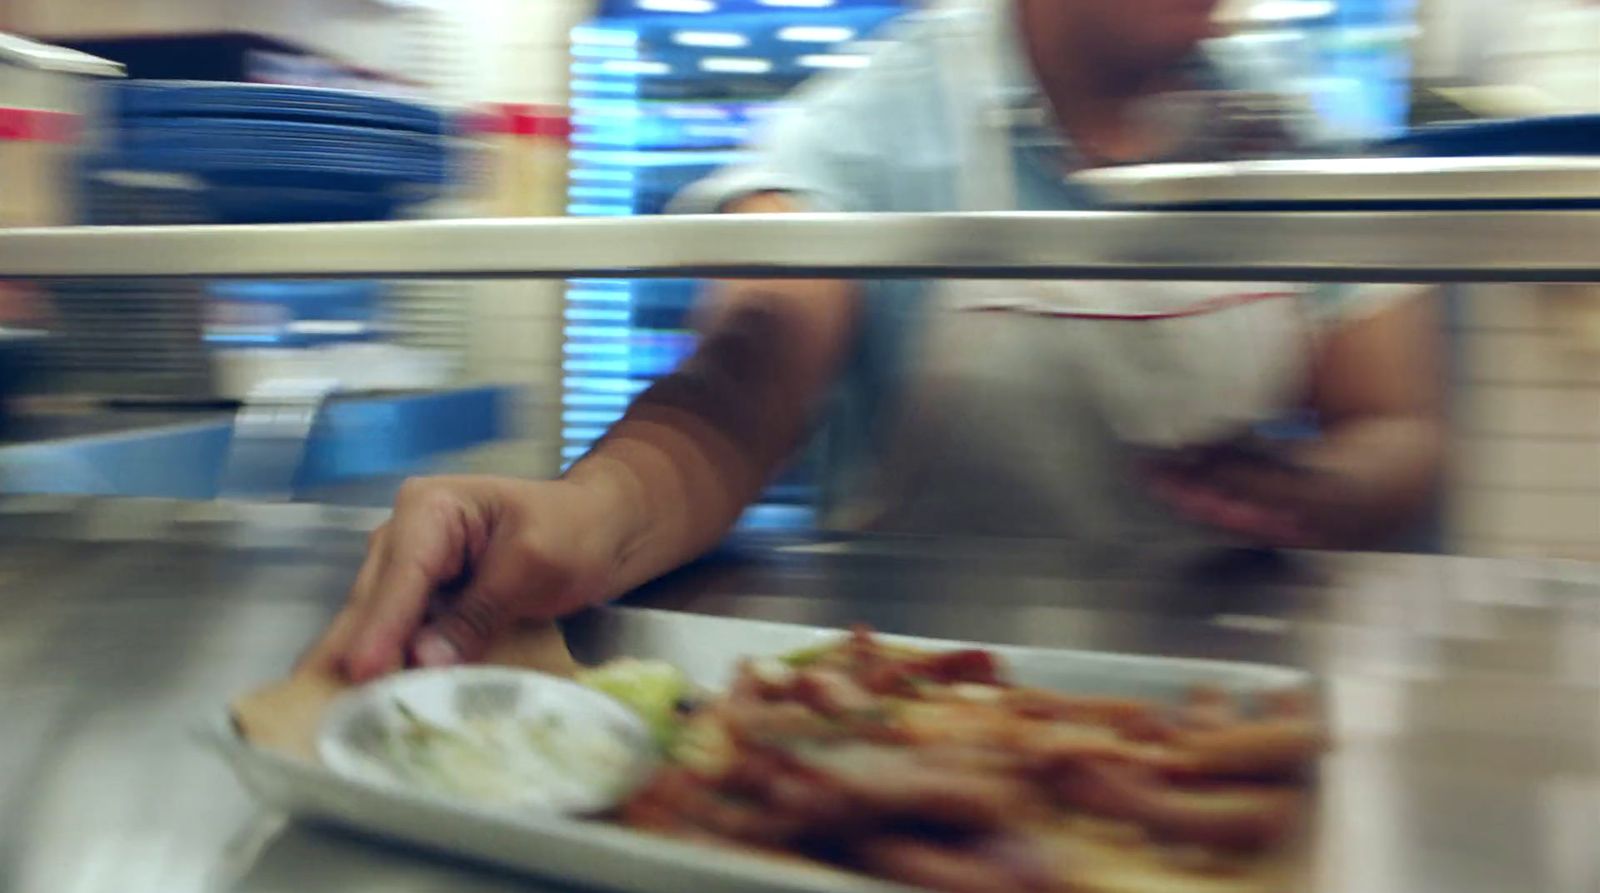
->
<box><xmin>411</xmin><ymin>532</ymin><xmax>571</xmax><ymax>668</ymax></box>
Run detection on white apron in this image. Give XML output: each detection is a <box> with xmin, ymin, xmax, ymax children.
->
<box><xmin>843</xmin><ymin>10</ymin><xmax>1319</xmax><ymax>554</ymax></box>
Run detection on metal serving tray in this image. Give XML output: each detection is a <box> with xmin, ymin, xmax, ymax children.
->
<box><xmin>205</xmin><ymin>605</ymin><xmax>1315</xmax><ymax>893</ymax></box>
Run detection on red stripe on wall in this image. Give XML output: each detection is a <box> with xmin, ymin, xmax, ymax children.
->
<box><xmin>465</xmin><ymin>104</ymin><xmax>572</xmax><ymax>142</ymax></box>
<box><xmin>0</xmin><ymin>108</ymin><xmax>80</xmax><ymax>143</ymax></box>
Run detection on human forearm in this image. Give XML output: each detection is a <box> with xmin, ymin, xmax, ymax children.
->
<box><xmin>1151</xmin><ymin>289</ymin><xmax>1445</xmax><ymax>549</ymax></box>
<box><xmin>1182</xmin><ymin>412</ymin><xmax>1444</xmax><ymax>549</ymax></box>
<box><xmin>1297</xmin><ymin>288</ymin><xmax>1445</xmax><ymax>546</ymax></box>
<box><xmin>1267</xmin><ymin>416</ymin><xmax>1446</xmax><ymax>550</ymax></box>
<box><xmin>563</xmin><ymin>278</ymin><xmax>852</xmax><ymax>595</ymax></box>
<box><xmin>1290</xmin><ymin>413</ymin><xmax>1444</xmax><ymax>547</ymax></box>
<box><xmin>315</xmin><ymin>276</ymin><xmax>847</xmax><ymax>677</ymax></box>
<box><xmin>1150</xmin><ymin>414</ymin><xmax>1443</xmax><ymax>550</ymax></box>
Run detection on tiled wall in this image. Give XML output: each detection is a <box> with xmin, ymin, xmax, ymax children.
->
<box><xmin>1449</xmin><ymin>287</ymin><xmax>1600</xmax><ymax>560</ymax></box>
<box><xmin>1432</xmin><ymin>0</ymin><xmax>1600</xmax><ymax>561</ymax></box>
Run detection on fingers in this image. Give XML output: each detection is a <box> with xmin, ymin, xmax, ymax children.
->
<box><xmin>1147</xmin><ymin>465</ymin><xmax>1311</xmax><ymax>547</ymax></box>
<box><xmin>309</xmin><ymin>476</ymin><xmax>594</xmax><ymax>682</ymax></box>
<box><xmin>294</xmin><ymin>524</ymin><xmax>390</xmax><ymax>675</ymax></box>
<box><xmin>341</xmin><ymin>486</ymin><xmax>475</xmax><ymax>682</ymax></box>
<box><xmin>415</xmin><ymin>527</ymin><xmax>578</xmax><ymax>667</ymax></box>
<box><xmin>1200</xmin><ymin>457</ymin><xmax>1322</xmax><ymax>513</ymax></box>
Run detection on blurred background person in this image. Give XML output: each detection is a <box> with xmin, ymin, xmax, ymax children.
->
<box><xmin>310</xmin><ymin>0</ymin><xmax>1444</xmax><ymax>681</ymax></box>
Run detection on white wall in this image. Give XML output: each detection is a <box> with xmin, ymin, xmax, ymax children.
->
<box><xmin>4</xmin><ymin>0</ymin><xmax>229</xmax><ymax>36</ymax></box>
<box><xmin>1416</xmin><ymin>0</ymin><xmax>1600</xmax><ymax>110</ymax></box>
<box><xmin>238</xmin><ymin>0</ymin><xmax>419</xmax><ymax>81</ymax></box>
<box><xmin>5</xmin><ymin>0</ymin><xmax>590</xmax><ymax>102</ymax></box>
<box><xmin>1485</xmin><ymin>0</ymin><xmax>1600</xmax><ymax>112</ymax></box>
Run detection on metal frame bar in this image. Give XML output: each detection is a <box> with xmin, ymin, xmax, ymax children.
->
<box><xmin>0</xmin><ymin>212</ymin><xmax>1597</xmax><ymax>282</ymax></box>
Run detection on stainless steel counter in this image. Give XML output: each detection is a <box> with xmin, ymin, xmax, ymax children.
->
<box><xmin>3</xmin><ymin>497</ymin><xmax>1597</xmax><ymax>893</ymax></box>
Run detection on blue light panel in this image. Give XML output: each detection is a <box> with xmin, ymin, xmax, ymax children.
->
<box><xmin>562</xmin><ymin>0</ymin><xmax>906</xmax><ymax>521</ymax></box>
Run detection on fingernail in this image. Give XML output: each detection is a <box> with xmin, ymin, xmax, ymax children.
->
<box><xmin>413</xmin><ymin>631</ymin><xmax>462</xmax><ymax>668</ymax></box>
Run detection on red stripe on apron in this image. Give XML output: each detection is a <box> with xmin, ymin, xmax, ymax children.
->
<box><xmin>958</xmin><ymin>290</ymin><xmax>1302</xmax><ymax>322</ymax></box>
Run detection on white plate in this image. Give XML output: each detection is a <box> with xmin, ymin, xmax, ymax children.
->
<box><xmin>1071</xmin><ymin>156</ymin><xmax>1600</xmax><ymax>207</ymax></box>
<box><xmin>318</xmin><ymin>666</ymin><xmax>657</xmax><ymax>816</ymax></box>
<box><xmin>210</xmin><ymin>606</ymin><xmax>1317</xmax><ymax>893</ymax></box>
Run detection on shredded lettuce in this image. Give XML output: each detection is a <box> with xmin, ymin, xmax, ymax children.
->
<box><xmin>781</xmin><ymin>636</ymin><xmax>926</xmax><ymax>667</ymax></box>
<box><xmin>780</xmin><ymin>642</ymin><xmax>837</xmax><ymax>667</ymax></box>
<box><xmin>576</xmin><ymin>658</ymin><xmax>691</xmax><ymax>748</ymax></box>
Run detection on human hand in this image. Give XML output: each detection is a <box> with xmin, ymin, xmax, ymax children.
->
<box><xmin>301</xmin><ymin>475</ymin><xmax>638</xmax><ymax>683</ymax></box>
<box><xmin>1143</xmin><ymin>441</ymin><xmax>1363</xmax><ymax>549</ymax></box>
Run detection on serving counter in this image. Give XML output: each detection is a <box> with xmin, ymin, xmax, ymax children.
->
<box><xmin>1</xmin><ymin>194</ymin><xmax>1597</xmax><ymax>892</ymax></box>
<box><xmin>1</xmin><ymin>496</ymin><xmax>1595</xmax><ymax>893</ymax></box>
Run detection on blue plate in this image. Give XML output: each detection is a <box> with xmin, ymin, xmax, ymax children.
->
<box><xmin>108</xmin><ymin>81</ymin><xmax>448</xmax><ymax>134</ymax></box>
<box><xmin>83</xmin><ymin>117</ymin><xmax>449</xmax><ymax>223</ymax></box>
<box><xmin>107</xmin><ymin>118</ymin><xmax>447</xmax><ymax>184</ymax></box>
<box><xmin>1385</xmin><ymin>115</ymin><xmax>1600</xmax><ymax>157</ymax></box>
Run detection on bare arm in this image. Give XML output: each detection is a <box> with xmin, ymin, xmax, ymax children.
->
<box><xmin>1153</xmin><ymin>291</ymin><xmax>1446</xmax><ymax>548</ymax></box>
<box><xmin>566</xmin><ymin>192</ymin><xmax>858</xmax><ymax>594</ymax></box>
<box><xmin>317</xmin><ymin>53</ymin><xmax>897</xmax><ymax>678</ymax></box>
<box><xmin>1295</xmin><ymin>290</ymin><xmax>1446</xmax><ymax>544</ymax></box>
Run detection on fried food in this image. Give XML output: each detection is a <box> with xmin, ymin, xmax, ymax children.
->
<box><xmin>621</xmin><ymin>627</ymin><xmax>1320</xmax><ymax>893</ymax></box>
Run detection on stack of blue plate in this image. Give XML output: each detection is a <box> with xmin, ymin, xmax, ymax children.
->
<box><xmin>1384</xmin><ymin>114</ymin><xmax>1600</xmax><ymax>158</ymax></box>
<box><xmin>82</xmin><ymin>82</ymin><xmax>452</xmax><ymax>223</ymax></box>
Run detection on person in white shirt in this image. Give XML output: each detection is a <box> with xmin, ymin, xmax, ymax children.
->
<box><xmin>304</xmin><ymin>0</ymin><xmax>1443</xmax><ymax>681</ymax></box>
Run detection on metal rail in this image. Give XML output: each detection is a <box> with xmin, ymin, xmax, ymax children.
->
<box><xmin>1</xmin><ymin>211</ymin><xmax>1598</xmax><ymax>282</ymax></box>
